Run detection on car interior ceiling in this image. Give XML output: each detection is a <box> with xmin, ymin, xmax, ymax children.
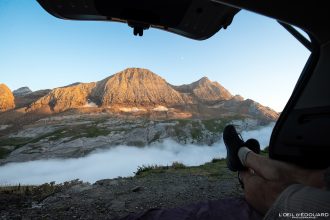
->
<box><xmin>36</xmin><ymin>0</ymin><xmax>240</xmax><ymax>40</ymax></box>
<box><xmin>36</xmin><ymin>0</ymin><xmax>330</xmax><ymax>169</ymax></box>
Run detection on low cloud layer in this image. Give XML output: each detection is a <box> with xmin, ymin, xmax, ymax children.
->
<box><xmin>241</xmin><ymin>123</ymin><xmax>275</xmax><ymax>149</ymax></box>
<box><xmin>0</xmin><ymin>124</ymin><xmax>275</xmax><ymax>185</ymax></box>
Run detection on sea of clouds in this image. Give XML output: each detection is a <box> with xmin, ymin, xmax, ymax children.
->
<box><xmin>0</xmin><ymin>123</ymin><xmax>275</xmax><ymax>185</ymax></box>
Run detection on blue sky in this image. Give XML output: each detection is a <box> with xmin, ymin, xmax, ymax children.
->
<box><xmin>0</xmin><ymin>1</ymin><xmax>310</xmax><ymax>111</ymax></box>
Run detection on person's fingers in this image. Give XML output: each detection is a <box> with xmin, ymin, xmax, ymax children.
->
<box><xmin>239</xmin><ymin>169</ymin><xmax>256</xmax><ymax>184</ymax></box>
<box><xmin>238</xmin><ymin>170</ymin><xmax>249</xmax><ymax>183</ymax></box>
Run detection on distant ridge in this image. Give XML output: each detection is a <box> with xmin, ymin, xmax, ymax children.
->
<box><xmin>13</xmin><ymin>87</ymin><xmax>32</xmax><ymax>96</ymax></box>
<box><xmin>172</xmin><ymin>76</ymin><xmax>233</xmax><ymax>103</ymax></box>
<box><xmin>20</xmin><ymin>68</ymin><xmax>279</xmax><ymax>122</ymax></box>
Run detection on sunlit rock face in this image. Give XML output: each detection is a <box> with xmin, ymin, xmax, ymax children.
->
<box><xmin>0</xmin><ymin>83</ymin><xmax>15</xmax><ymax>112</ymax></box>
<box><xmin>22</xmin><ymin>68</ymin><xmax>278</xmax><ymax>122</ymax></box>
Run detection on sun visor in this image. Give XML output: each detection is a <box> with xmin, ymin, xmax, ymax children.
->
<box><xmin>37</xmin><ymin>0</ymin><xmax>239</xmax><ymax>40</ymax></box>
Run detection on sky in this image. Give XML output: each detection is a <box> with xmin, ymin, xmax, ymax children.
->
<box><xmin>0</xmin><ymin>1</ymin><xmax>310</xmax><ymax>112</ymax></box>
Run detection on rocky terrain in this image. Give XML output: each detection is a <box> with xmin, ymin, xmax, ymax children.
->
<box><xmin>0</xmin><ymin>159</ymin><xmax>248</xmax><ymax>220</ymax></box>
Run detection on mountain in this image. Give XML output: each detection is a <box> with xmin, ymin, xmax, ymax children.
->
<box><xmin>24</xmin><ymin>68</ymin><xmax>278</xmax><ymax>121</ymax></box>
<box><xmin>0</xmin><ymin>83</ymin><xmax>15</xmax><ymax>112</ymax></box>
<box><xmin>172</xmin><ymin>77</ymin><xmax>233</xmax><ymax>103</ymax></box>
<box><xmin>28</xmin><ymin>83</ymin><xmax>96</xmax><ymax>113</ymax></box>
<box><xmin>222</xmin><ymin>97</ymin><xmax>279</xmax><ymax>121</ymax></box>
<box><xmin>95</xmin><ymin>68</ymin><xmax>186</xmax><ymax>106</ymax></box>
<box><xmin>28</xmin><ymin>68</ymin><xmax>187</xmax><ymax>112</ymax></box>
<box><xmin>13</xmin><ymin>87</ymin><xmax>32</xmax><ymax>96</ymax></box>
<box><xmin>14</xmin><ymin>89</ymin><xmax>51</xmax><ymax>109</ymax></box>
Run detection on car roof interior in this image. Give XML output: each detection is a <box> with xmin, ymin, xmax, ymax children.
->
<box><xmin>37</xmin><ymin>0</ymin><xmax>330</xmax><ymax>169</ymax></box>
<box><xmin>36</xmin><ymin>0</ymin><xmax>239</xmax><ymax>40</ymax></box>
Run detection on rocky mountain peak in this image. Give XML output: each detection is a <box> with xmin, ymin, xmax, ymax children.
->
<box><xmin>96</xmin><ymin>68</ymin><xmax>185</xmax><ymax>106</ymax></box>
<box><xmin>13</xmin><ymin>87</ymin><xmax>32</xmax><ymax>96</ymax></box>
<box><xmin>196</xmin><ymin>76</ymin><xmax>210</xmax><ymax>83</ymax></box>
<box><xmin>103</xmin><ymin>68</ymin><xmax>168</xmax><ymax>86</ymax></box>
<box><xmin>115</xmin><ymin>68</ymin><xmax>163</xmax><ymax>79</ymax></box>
<box><xmin>173</xmin><ymin>76</ymin><xmax>233</xmax><ymax>103</ymax></box>
<box><xmin>0</xmin><ymin>83</ymin><xmax>15</xmax><ymax>112</ymax></box>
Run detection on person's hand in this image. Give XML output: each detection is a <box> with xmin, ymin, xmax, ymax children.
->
<box><xmin>239</xmin><ymin>169</ymin><xmax>289</xmax><ymax>214</ymax></box>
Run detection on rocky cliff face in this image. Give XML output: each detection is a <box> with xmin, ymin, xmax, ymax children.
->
<box><xmin>29</xmin><ymin>83</ymin><xmax>96</xmax><ymax>112</ymax></box>
<box><xmin>24</xmin><ymin>68</ymin><xmax>279</xmax><ymax>122</ymax></box>
<box><xmin>0</xmin><ymin>84</ymin><xmax>15</xmax><ymax>112</ymax></box>
<box><xmin>14</xmin><ymin>89</ymin><xmax>51</xmax><ymax>109</ymax></box>
<box><xmin>28</xmin><ymin>68</ymin><xmax>187</xmax><ymax>112</ymax></box>
<box><xmin>221</xmin><ymin>97</ymin><xmax>279</xmax><ymax>122</ymax></box>
<box><xmin>95</xmin><ymin>68</ymin><xmax>186</xmax><ymax>106</ymax></box>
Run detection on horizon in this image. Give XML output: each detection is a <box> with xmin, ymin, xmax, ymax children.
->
<box><xmin>4</xmin><ymin>67</ymin><xmax>277</xmax><ymax>111</ymax></box>
<box><xmin>0</xmin><ymin>1</ymin><xmax>310</xmax><ymax>112</ymax></box>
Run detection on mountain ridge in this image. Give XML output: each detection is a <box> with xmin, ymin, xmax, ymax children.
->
<box><xmin>1</xmin><ymin>68</ymin><xmax>279</xmax><ymax>122</ymax></box>
<box><xmin>171</xmin><ymin>76</ymin><xmax>233</xmax><ymax>103</ymax></box>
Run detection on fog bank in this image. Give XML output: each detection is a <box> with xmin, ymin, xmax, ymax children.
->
<box><xmin>0</xmin><ymin>123</ymin><xmax>274</xmax><ymax>185</ymax></box>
